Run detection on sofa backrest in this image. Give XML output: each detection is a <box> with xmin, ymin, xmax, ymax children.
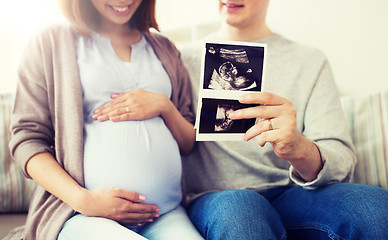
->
<box><xmin>0</xmin><ymin>91</ymin><xmax>387</xmax><ymax>213</ymax></box>
<box><xmin>341</xmin><ymin>91</ymin><xmax>388</xmax><ymax>190</ymax></box>
<box><xmin>0</xmin><ymin>93</ymin><xmax>37</xmax><ymax>213</ymax></box>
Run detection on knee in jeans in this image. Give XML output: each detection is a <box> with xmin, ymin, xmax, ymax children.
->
<box><xmin>332</xmin><ymin>185</ymin><xmax>388</xmax><ymax>232</ymax></box>
<box><xmin>194</xmin><ymin>189</ymin><xmax>286</xmax><ymax>239</ymax></box>
<box><xmin>205</xmin><ymin>189</ymin><xmax>270</xmax><ymax>221</ymax></box>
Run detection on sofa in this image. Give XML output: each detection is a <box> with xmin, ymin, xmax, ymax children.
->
<box><xmin>1</xmin><ymin>90</ymin><xmax>388</xmax><ymax>239</ymax></box>
<box><xmin>0</xmin><ymin>93</ymin><xmax>35</xmax><ymax>239</ymax></box>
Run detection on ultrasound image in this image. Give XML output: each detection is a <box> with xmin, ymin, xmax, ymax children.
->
<box><xmin>204</xmin><ymin>43</ymin><xmax>264</xmax><ymax>92</ymax></box>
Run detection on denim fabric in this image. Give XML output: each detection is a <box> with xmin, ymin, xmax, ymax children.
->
<box><xmin>187</xmin><ymin>184</ymin><xmax>388</xmax><ymax>240</ymax></box>
<box><xmin>187</xmin><ymin>189</ymin><xmax>287</xmax><ymax>240</ymax></box>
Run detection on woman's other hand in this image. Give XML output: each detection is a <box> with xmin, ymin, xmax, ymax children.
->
<box><xmin>77</xmin><ymin>187</ymin><xmax>160</xmax><ymax>226</ymax></box>
<box><xmin>26</xmin><ymin>153</ymin><xmax>160</xmax><ymax>226</ymax></box>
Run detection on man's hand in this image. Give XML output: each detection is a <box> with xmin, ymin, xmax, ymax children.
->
<box><xmin>229</xmin><ymin>92</ymin><xmax>323</xmax><ymax>181</ymax></box>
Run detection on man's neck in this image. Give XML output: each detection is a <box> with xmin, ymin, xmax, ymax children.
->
<box><xmin>217</xmin><ymin>22</ymin><xmax>272</xmax><ymax>42</ymax></box>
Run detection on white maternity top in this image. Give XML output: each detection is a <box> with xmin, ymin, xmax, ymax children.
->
<box><xmin>78</xmin><ymin>33</ymin><xmax>182</xmax><ymax>215</ymax></box>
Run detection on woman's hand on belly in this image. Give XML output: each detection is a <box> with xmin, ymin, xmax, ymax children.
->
<box><xmin>91</xmin><ymin>89</ymin><xmax>196</xmax><ymax>154</ymax></box>
<box><xmin>77</xmin><ymin>187</ymin><xmax>160</xmax><ymax>226</ymax></box>
<box><xmin>92</xmin><ymin>89</ymin><xmax>169</xmax><ymax>122</ymax></box>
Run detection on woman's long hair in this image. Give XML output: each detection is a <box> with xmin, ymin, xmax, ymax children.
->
<box><xmin>58</xmin><ymin>0</ymin><xmax>159</xmax><ymax>36</ymax></box>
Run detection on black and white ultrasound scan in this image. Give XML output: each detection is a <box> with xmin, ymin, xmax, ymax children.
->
<box><xmin>197</xmin><ymin>98</ymin><xmax>256</xmax><ymax>136</ymax></box>
<box><xmin>204</xmin><ymin>43</ymin><xmax>263</xmax><ymax>91</ymax></box>
<box><xmin>195</xmin><ymin>41</ymin><xmax>267</xmax><ymax>141</ymax></box>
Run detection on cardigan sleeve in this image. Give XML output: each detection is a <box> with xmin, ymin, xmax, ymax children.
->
<box><xmin>148</xmin><ymin>33</ymin><xmax>195</xmax><ymax>124</ymax></box>
<box><xmin>172</xmin><ymin>48</ymin><xmax>195</xmax><ymax>124</ymax></box>
<box><xmin>9</xmin><ymin>29</ymin><xmax>56</xmax><ymax>179</ymax></box>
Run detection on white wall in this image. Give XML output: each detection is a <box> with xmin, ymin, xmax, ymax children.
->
<box><xmin>266</xmin><ymin>0</ymin><xmax>388</xmax><ymax>96</ymax></box>
<box><xmin>159</xmin><ymin>0</ymin><xmax>388</xmax><ymax>96</ymax></box>
<box><xmin>1</xmin><ymin>0</ymin><xmax>387</xmax><ymax>96</ymax></box>
<box><xmin>0</xmin><ymin>0</ymin><xmax>64</xmax><ymax>94</ymax></box>
<box><xmin>156</xmin><ymin>0</ymin><xmax>219</xmax><ymax>31</ymax></box>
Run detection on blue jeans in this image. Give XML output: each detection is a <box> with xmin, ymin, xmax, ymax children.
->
<box><xmin>187</xmin><ymin>183</ymin><xmax>388</xmax><ymax>240</ymax></box>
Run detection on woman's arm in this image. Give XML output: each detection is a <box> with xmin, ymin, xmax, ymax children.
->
<box><xmin>26</xmin><ymin>152</ymin><xmax>160</xmax><ymax>225</ymax></box>
<box><xmin>159</xmin><ymin>93</ymin><xmax>196</xmax><ymax>155</ymax></box>
<box><xmin>92</xmin><ymin>89</ymin><xmax>195</xmax><ymax>155</ymax></box>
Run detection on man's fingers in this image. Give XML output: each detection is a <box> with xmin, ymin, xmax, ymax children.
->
<box><xmin>239</xmin><ymin>92</ymin><xmax>289</xmax><ymax>105</ymax></box>
<box><xmin>229</xmin><ymin>105</ymin><xmax>282</xmax><ymax>120</ymax></box>
<box><xmin>256</xmin><ymin>130</ymin><xmax>279</xmax><ymax>147</ymax></box>
<box><xmin>244</xmin><ymin>117</ymin><xmax>282</xmax><ymax>141</ymax></box>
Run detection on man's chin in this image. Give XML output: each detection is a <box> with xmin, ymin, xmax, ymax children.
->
<box><xmin>221</xmin><ymin>16</ymin><xmax>246</xmax><ymax>29</ymax></box>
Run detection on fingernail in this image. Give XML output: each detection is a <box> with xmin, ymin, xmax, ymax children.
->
<box><xmin>155</xmin><ymin>208</ymin><xmax>160</xmax><ymax>212</ymax></box>
<box><xmin>228</xmin><ymin>111</ymin><xmax>236</xmax><ymax>119</ymax></box>
<box><xmin>94</xmin><ymin>109</ymin><xmax>100</xmax><ymax>113</ymax></box>
<box><xmin>239</xmin><ymin>95</ymin><xmax>247</xmax><ymax>103</ymax></box>
<box><xmin>243</xmin><ymin>135</ymin><xmax>248</xmax><ymax>142</ymax></box>
<box><xmin>139</xmin><ymin>195</ymin><xmax>146</xmax><ymax>201</ymax></box>
<box><xmin>97</xmin><ymin>116</ymin><xmax>104</xmax><ymax>121</ymax></box>
<box><xmin>154</xmin><ymin>213</ymin><xmax>160</xmax><ymax>218</ymax></box>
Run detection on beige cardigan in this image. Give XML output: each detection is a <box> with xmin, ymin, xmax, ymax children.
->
<box><xmin>8</xmin><ymin>24</ymin><xmax>193</xmax><ymax>240</ymax></box>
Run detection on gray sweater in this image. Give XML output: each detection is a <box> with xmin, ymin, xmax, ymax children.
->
<box><xmin>181</xmin><ymin>33</ymin><xmax>356</xmax><ymax>202</ymax></box>
<box><xmin>8</xmin><ymin>24</ymin><xmax>193</xmax><ymax>240</ymax></box>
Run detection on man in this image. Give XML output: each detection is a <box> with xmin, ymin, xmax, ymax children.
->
<box><xmin>181</xmin><ymin>0</ymin><xmax>388</xmax><ymax>239</ymax></box>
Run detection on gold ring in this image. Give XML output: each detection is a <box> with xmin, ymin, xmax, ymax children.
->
<box><xmin>125</xmin><ymin>107</ymin><xmax>130</xmax><ymax>113</ymax></box>
<box><xmin>268</xmin><ymin>119</ymin><xmax>273</xmax><ymax>131</ymax></box>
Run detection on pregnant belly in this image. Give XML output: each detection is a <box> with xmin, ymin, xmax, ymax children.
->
<box><xmin>83</xmin><ymin>117</ymin><xmax>182</xmax><ymax>214</ymax></box>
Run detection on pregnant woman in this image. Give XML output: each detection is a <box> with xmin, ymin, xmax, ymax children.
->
<box><xmin>9</xmin><ymin>0</ymin><xmax>202</xmax><ymax>239</ymax></box>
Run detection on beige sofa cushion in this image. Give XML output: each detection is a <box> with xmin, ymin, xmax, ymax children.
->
<box><xmin>0</xmin><ymin>93</ymin><xmax>37</xmax><ymax>213</ymax></box>
<box><xmin>341</xmin><ymin>90</ymin><xmax>388</xmax><ymax>190</ymax></box>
